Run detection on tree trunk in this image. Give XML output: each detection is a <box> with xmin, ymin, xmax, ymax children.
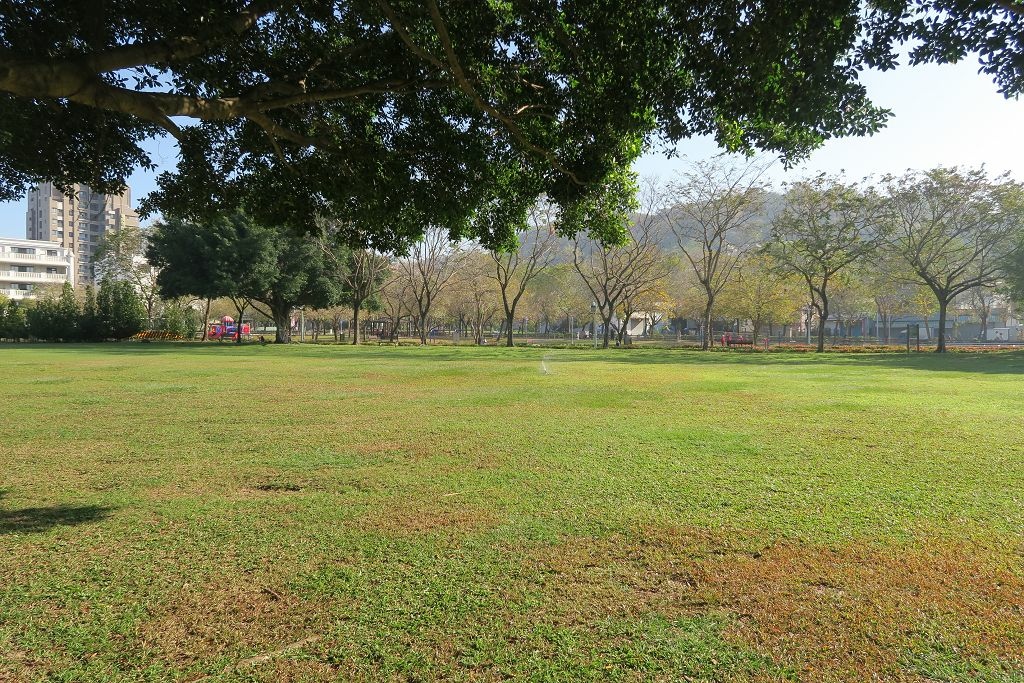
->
<box><xmin>272</xmin><ymin>305</ymin><xmax>291</xmax><ymax>343</ymax></box>
<box><xmin>936</xmin><ymin>297</ymin><xmax>949</xmax><ymax>353</ymax></box>
<box><xmin>235</xmin><ymin>305</ymin><xmax>245</xmax><ymax>344</ymax></box>
<box><xmin>419</xmin><ymin>312</ymin><xmax>428</xmax><ymax>344</ymax></box>
<box><xmin>201</xmin><ymin>297</ymin><xmax>211</xmax><ymax>341</ymax></box>
<box><xmin>816</xmin><ymin>297</ymin><xmax>829</xmax><ymax>353</ymax></box>
<box><xmin>352</xmin><ymin>304</ymin><xmax>361</xmax><ymax>345</ymax></box>
<box><xmin>701</xmin><ymin>296</ymin><xmax>714</xmax><ymax>350</ymax></box>
<box><xmin>980</xmin><ymin>311</ymin><xmax>989</xmax><ymax>341</ymax></box>
<box><xmin>505</xmin><ymin>310</ymin><xmax>515</xmax><ymax>347</ymax></box>
<box><xmin>602</xmin><ymin>313</ymin><xmax>613</xmax><ymax>348</ymax></box>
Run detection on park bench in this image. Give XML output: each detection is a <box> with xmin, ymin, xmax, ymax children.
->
<box><xmin>726</xmin><ymin>337</ymin><xmax>754</xmax><ymax>349</ymax></box>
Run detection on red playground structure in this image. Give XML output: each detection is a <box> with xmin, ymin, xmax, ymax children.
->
<box><xmin>208</xmin><ymin>315</ymin><xmax>251</xmax><ymax>341</ymax></box>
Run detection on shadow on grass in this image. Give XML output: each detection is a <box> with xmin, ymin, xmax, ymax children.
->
<box><xmin>3</xmin><ymin>341</ymin><xmax>1023</xmax><ymax>374</ymax></box>
<box><xmin>0</xmin><ymin>494</ymin><xmax>113</xmax><ymax>534</ymax></box>
<box><xmin>571</xmin><ymin>348</ymin><xmax>1024</xmax><ymax>375</ymax></box>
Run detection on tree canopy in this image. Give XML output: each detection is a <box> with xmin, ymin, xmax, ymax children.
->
<box><xmin>146</xmin><ymin>214</ymin><xmax>345</xmax><ymax>342</ymax></box>
<box><xmin>768</xmin><ymin>175</ymin><xmax>882</xmax><ymax>352</ymax></box>
<box><xmin>6</xmin><ymin>0</ymin><xmax>1008</xmax><ymax>248</ymax></box>
<box><xmin>881</xmin><ymin>167</ymin><xmax>1023</xmax><ymax>352</ymax></box>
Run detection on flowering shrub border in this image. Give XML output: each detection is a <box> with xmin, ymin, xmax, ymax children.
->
<box><xmin>130</xmin><ymin>330</ymin><xmax>187</xmax><ymax>341</ymax></box>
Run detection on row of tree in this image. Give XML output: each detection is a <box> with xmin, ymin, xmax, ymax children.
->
<box><xmin>0</xmin><ymin>281</ymin><xmax>148</xmax><ymax>342</ymax></box>
<box><xmin>366</xmin><ymin>163</ymin><xmax>1024</xmax><ymax>353</ymax></box>
<box><xmin>99</xmin><ymin>162</ymin><xmax>1023</xmax><ymax>353</ymax></box>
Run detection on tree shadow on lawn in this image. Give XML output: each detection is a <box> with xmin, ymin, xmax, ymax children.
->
<box><xmin>6</xmin><ymin>342</ymin><xmax>1023</xmax><ymax>375</ymax></box>
<box><xmin>551</xmin><ymin>347</ymin><xmax>1024</xmax><ymax>375</ymax></box>
<box><xmin>0</xmin><ymin>491</ymin><xmax>113</xmax><ymax>534</ymax></box>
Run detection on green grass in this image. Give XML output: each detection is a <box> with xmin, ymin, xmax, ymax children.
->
<box><xmin>2</xmin><ymin>344</ymin><xmax>1024</xmax><ymax>681</ymax></box>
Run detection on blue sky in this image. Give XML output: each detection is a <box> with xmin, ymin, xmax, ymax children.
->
<box><xmin>2</xmin><ymin>57</ymin><xmax>1021</xmax><ymax>238</ymax></box>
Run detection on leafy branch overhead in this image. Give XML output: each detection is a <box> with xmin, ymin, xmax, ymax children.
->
<box><xmin>2</xmin><ymin>1</ymin><xmax>1022</xmax><ymax>248</ymax></box>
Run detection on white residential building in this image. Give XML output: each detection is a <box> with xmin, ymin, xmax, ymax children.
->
<box><xmin>25</xmin><ymin>182</ymin><xmax>139</xmax><ymax>286</ymax></box>
<box><xmin>0</xmin><ymin>237</ymin><xmax>75</xmax><ymax>300</ymax></box>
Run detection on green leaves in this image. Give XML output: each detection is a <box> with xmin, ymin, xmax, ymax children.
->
<box><xmin>146</xmin><ymin>213</ymin><xmax>348</xmax><ymax>342</ymax></box>
<box><xmin>3</xmin><ymin>1</ymin><xmax>1017</xmax><ymax>247</ymax></box>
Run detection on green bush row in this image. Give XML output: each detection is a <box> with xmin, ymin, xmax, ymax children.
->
<box><xmin>0</xmin><ymin>281</ymin><xmax>146</xmax><ymax>342</ymax></box>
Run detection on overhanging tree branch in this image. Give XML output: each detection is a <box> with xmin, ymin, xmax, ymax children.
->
<box><xmin>424</xmin><ymin>0</ymin><xmax>584</xmax><ymax>185</ymax></box>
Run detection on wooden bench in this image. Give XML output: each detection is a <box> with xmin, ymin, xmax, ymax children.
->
<box><xmin>726</xmin><ymin>337</ymin><xmax>754</xmax><ymax>348</ymax></box>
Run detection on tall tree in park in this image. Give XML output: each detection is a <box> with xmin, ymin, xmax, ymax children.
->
<box><xmin>768</xmin><ymin>176</ymin><xmax>882</xmax><ymax>352</ymax></box>
<box><xmin>144</xmin><ymin>219</ymin><xmax>229</xmax><ymax>340</ymax></box>
<box><xmin>668</xmin><ymin>159</ymin><xmax>770</xmax><ymax>349</ymax></box>
<box><xmin>454</xmin><ymin>250</ymin><xmax>502</xmax><ymax>345</ymax></box>
<box><xmin>146</xmin><ymin>215</ymin><xmax>345</xmax><ymax>343</ymax></box>
<box><xmin>10</xmin><ymin>2</ymin><xmax>1009</xmax><ymax>246</ymax></box>
<box><xmin>1003</xmin><ymin>229</ymin><xmax>1024</xmax><ymax>309</ymax></box>
<box><xmin>396</xmin><ymin>228</ymin><xmax>465</xmax><ymax>344</ymax></box>
<box><xmin>861</xmin><ymin>255</ymin><xmax>919</xmax><ymax>343</ymax></box>
<box><xmin>55</xmin><ymin>281</ymin><xmax>82</xmax><ymax>341</ymax></box>
<box><xmin>572</xmin><ymin>179</ymin><xmax>671</xmax><ymax>348</ymax></box>
<box><xmin>379</xmin><ymin>267</ymin><xmax>417</xmax><ymax>342</ymax></box>
<box><xmin>617</xmin><ymin>273</ymin><xmax>674</xmax><ymax>345</ymax></box>
<box><xmin>317</xmin><ymin>232</ymin><xmax>392</xmax><ymax>345</ymax></box>
<box><xmin>880</xmin><ymin>168</ymin><xmax>1023</xmax><ymax>352</ymax></box>
<box><xmin>964</xmin><ymin>286</ymin><xmax>997</xmax><ymax>341</ymax></box>
<box><xmin>718</xmin><ymin>253</ymin><xmax>804</xmax><ymax>345</ymax></box>
<box><xmin>489</xmin><ymin>201</ymin><xmax>559</xmax><ymax>347</ymax></box>
<box><xmin>826</xmin><ymin>271</ymin><xmax>875</xmax><ymax>339</ymax></box>
<box><xmin>93</xmin><ymin>225</ymin><xmax>160</xmax><ymax>323</ymax></box>
<box><xmin>530</xmin><ymin>264</ymin><xmax>591</xmax><ymax>339</ymax></box>
<box><xmin>341</xmin><ymin>249</ymin><xmax>390</xmax><ymax>345</ymax></box>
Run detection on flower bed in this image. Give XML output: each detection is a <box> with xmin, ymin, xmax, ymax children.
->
<box><xmin>130</xmin><ymin>330</ymin><xmax>188</xmax><ymax>341</ymax></box>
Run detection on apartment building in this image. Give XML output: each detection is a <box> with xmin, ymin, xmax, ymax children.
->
<box><xmin>0</xmin><ymin>237</ymin><xmax>74</xmax><ymax>300</ymax></box>
<box><xmin>25</xmin><ymin>182</ymin><xmax>139</xmax><ymax>286</ymax></box>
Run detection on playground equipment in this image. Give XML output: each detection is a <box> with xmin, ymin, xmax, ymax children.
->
<box><xmin>208</xmin><ymin>315</ymin><xmax>251</xmax><ymax>340</ymax></box>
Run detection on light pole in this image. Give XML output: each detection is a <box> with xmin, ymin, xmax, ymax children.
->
<box><xmin>299</xmin><ymin>307</ymin><xmax>305</xmax><ymax>343</ymax></box>
<box><xmin>591</xmin><ymin>302</ymin><xmax>598</xmax><ymax>349</ymax></box>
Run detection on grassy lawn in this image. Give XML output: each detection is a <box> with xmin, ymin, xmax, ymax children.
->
<box><xmin>2</xmin><ymin>344</ymin><xmax>1024</xmax><ymax>682</ymax></box>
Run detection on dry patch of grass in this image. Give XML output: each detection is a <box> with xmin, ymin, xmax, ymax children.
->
<box><xmin>532</xmin><ymin>526</ymin><xmax>1024</xmax><ymax>681</ymax></box>
<box><xmin>139</xmin><ymin>581</ymin><xmax>330</xmax><ymax>672</ymax></box>
<box><xmin>355</xmin><ymin>499</ymin><xmax>500</xmax><ymax>536</ymax></box>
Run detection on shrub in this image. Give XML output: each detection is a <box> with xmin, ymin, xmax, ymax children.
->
<box><xmin>0</xmin><ymin>297</ymin><xmax>28</xmax><ymax>340</ymax></box>
<box><xmin>80</xmin><ymin>285</ymin><xmax>100</xmax><ymax>341</ymax></box>
<box><xmin>154</xmin><ymin>301</ymin><xmax>199</xmax><ymax>339</ymax></box>
<box><xmin>97</xmin><ymin>279</ymin><xmax>147</xmax><ymax>340</ymax></box>
<box><xmin>25</xmin><ymin>295</ymin><xmax>60</xmax><ymax>340</ymax></box>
